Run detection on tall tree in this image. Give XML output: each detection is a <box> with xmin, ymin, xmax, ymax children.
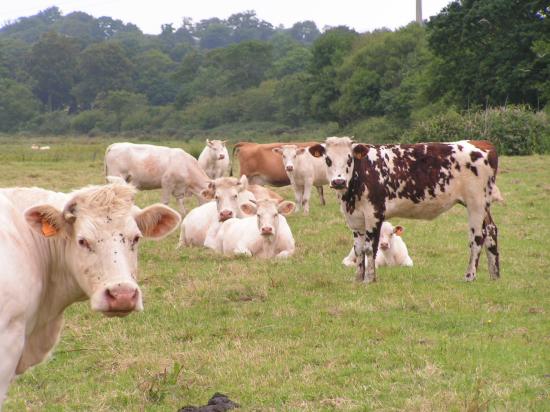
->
<box><xmin>28</xmin><ymin>31</ymin><xmax>80</xmax><ymax>111</ymax></box>
<box><xmin>73</xmin><ymin>42</ymin><xmax>134</xmax><ymax>108</ymax></box>
<box><xmin>428</xmin><ymin>0</ymin><xmax>550</xmax><ymax>107</ymax></box>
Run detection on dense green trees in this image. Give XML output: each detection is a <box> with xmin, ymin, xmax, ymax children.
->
<box><xmin>0</xmin><ymin>3</ymin><xmax>548</xmax><ymax>153</ymax></box>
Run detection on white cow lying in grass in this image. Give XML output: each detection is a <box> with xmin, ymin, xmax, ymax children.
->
<box><xmin>273</xmin><ymin>144</ymin><xmax>328</xmax><ymax>214</ymax></box>
<box><xmin>0</xmin><ymin>182</ymin><xmax>180</xmax><ymax>409</ymax></box>
<box><xmin>214</xmin><ymin>199</ymin><xmax>296</xmax><ymax>258</ymax></box>
<box><xmin>198</xmin><ymin>139</ymin><xmax>230</xmax><ymax>179</ymax></box>
<box><xmin>178</xmin><ymin>176</ymin><xmax>251</xmax><ymax>248</ymax></box>
<box><xmin>343</xmin><ymin>222</ymin><xmax>413</xmax><ymax>268</ymax></box>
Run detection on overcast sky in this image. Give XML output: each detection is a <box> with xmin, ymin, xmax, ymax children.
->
<box><xmin>1</xmin><ymin>0</ymin><xmax>454</xmax><ymax>34</ymax></box>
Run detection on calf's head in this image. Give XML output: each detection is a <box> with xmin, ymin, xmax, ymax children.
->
<box><xmin>205</xmin><ymin>175</ymin><xmax>250</xmax><ymax>221</ymax></box>
<box><xmin>24</xmin><ymin>183</ymin><xmax>181</xmax><ymax>317</ymax></box>
<box><xmin>272</xmin><ymin>145</ymin><xmax>307</xmax><ymax>173</ymax></box>
<box><xmin>309</xmin><ymin>136</ymin><xmax>368</xmax><ymax>190</ymax></box>
<box><xmin>240</xmin><ymin>199</ymin><xmax>295</xmax><ymax>237</ymax></box>
<box><xmin>378</xmin><ymin>222</ymin><xmax>404</xmax><ymax>251</ymax></box>
<box><xmin>206</xmin><ymin>139</ymin><xmax>228</xmax><ymax>160</ymax></box>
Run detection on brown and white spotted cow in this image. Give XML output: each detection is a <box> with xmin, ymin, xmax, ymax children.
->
<box><xmin>309</xmin><ymin>137</ymin><xmax>500</xmax><ymax>283</ymax></box>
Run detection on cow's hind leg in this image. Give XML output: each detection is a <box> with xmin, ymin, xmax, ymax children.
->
<box><xmin>352</xmin><ymin>230</ymin><xmax>366</xmax><ymax>282</ymax></box>
<box><xmin>483</xmin><ymin>210</ymin><xmax>500</xmax><ymax>280</ymax></box>
<box><xmin>465</xmin><ymin>202</ymin><xmax>486</xmax><ymax>282</ymax></box>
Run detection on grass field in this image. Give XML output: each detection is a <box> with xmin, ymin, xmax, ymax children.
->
<box><xmin>2</xmin><ymin>138</ymin><xmax>549</xmax><ymax>411</ymax></box>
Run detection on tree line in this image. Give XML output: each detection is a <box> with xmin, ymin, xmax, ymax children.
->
<box><xmin>0</xmin><ymin>1</ymin><xmax>549</xmax><ymax>154</ymax></box>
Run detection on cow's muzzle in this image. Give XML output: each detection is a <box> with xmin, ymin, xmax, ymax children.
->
<box><xmin>102</xmin><ymin>283</ymin><xmax>141</xmax><ymax>317</ymax></box>
<box><xmin>260</xmin><ymin>226</ymin><xmax>274</xmax><ymax>236</ymax></box>
<box><xmin>219</xmin><ymin>210</ymin><xmax>233</xmax><ymax>221</ymax></box>
<box><xmin>218</xmin><ymin>154</ymin><xmax>225</xmax><ymax>160</ymax></box>
<box><xmin>330</xmin><ymin>178</ymin><xmax>347</xmax><ymax>189</ymax></box>
<box><xmin>285</xmin><ymin>165</ymin><xmax>294</xmax><ymax>172</ymax></box>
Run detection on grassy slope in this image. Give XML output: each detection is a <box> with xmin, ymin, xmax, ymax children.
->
<box><xmin>2</xmin><ymin>139</ymin><xmax>549</xmax><ymax>411</ymax></box>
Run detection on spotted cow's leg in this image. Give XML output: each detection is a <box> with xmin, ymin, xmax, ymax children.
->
<box><xmin>316</xmin><ymin>186</ymin><xmax>326</xmax><ymax>206</ymax></box>
<box><xmin>353</xmin><ymin>230</ymin><xmax>366</xmax><ymax>282</ymax></box>
<box><xmin>364</xmin><ymin>219</ymin><xmax>383</xmax><ymax>283</ymax></box>
<box><xmin>483</xmin><ymin>210</ymin><xmax>500</xmax><ymax>280</ymax></box>
<box><xmin>465</xmin><ymin>201</ymin><xmax>486</xmax><ymax>282</ymax></box>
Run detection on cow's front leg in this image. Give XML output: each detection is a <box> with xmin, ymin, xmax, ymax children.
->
<box><xmin>0</xmin><ymin>320</ymin><xmax>25</xmax><ymax>406</ymax></box>
<box><xmin>364</xmin><ymin>220</ymin><xmax>383</xmax><ymax>283</ymax></box>
<box><xmin>302</xmin><ymin>181</ymin><xmax>313</xmax><ymax>214</ymax></box>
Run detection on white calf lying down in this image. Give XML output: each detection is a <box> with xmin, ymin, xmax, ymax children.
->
<box><xmin>198</xmin><ymin>139</ymin><xmax>230</xmax><ymax>179</ymax></box>
<box><xmin>343</xmin><ymin>222</ymin><xmax>413</xmax><ymax>268</ymax></box>
<box><xmin>214</xmin><ymin>199</ymin><xmax>296</xmax><ymax>258</ymax></box>
<box><xmin>177</xmin><ymin>176</ymin><xmax>251</xmax><ymax>248</ymax></box>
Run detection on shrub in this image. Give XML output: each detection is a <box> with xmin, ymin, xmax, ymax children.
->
<box><xmin>71</xmin><ymin>110</ymin><xmax>104</xmax><ymax>134</ymax></box>
<box><xmin>351</xmin><ymin>117</ymin><xmax>402</xmax><ymax>144</ymax></box>
<box><xmin>32</xmin><ymin>111</ymin><xmax>71</xmax><ymax>135</ymax></box>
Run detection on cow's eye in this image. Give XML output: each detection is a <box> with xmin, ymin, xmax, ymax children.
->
<box><xmin>233</xmin><ymin>195</ymin><xmax>238</xmax><ymax>199</ymax></box>
<box><xmin>325</xmin><ymin>157</ymin><xmax>333</xmax><ymax>167</ymax></box>
<box><xmin>132</xmin><ymin>235</ymin><xmax>141</xmax><ymax>246</ymax></box>
<box><xmin>78</xmin><ymin>238</ymin><xmax>90</xmax><ymax>250</ymax></box>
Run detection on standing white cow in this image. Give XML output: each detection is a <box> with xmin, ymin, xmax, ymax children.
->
<box><xmin>0</xmin><ymin>183</ymin><xmax>180</xmax><ymax>408</ymax></box>
<box><xmin>214</xmin><ymin>199</ymin><xmax>296</xmax><ymax>258</ymax></box>
<box><xmin>273</xmin><ymin>145</ymin><xmax>328</xmax><ymax>214</ymax></box>
<box><xmin>104</xmin><ymin>142</ymin><xmax>212</xmax><ymax>215</ymax></box>
<box><xmin>198</xmin><ymin>139</ymin><xmax>230</xmax><ymax>179</ymax></box>
<box><xmin>343</xmin><ymin>222</ymin><xmax>413</xmax><ymax>268</ymax></box>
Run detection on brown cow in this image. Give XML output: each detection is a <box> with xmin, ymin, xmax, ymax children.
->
<box><xmin>232</xmin><ymin>141</ymin><xmax>318</xmax><ymax>186</ymax></box>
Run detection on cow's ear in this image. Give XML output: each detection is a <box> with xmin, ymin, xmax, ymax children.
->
<box><xmin>221</xmin><ymin>140</ymin><xmax>227</xmax><ymax>145</ymax></box>
<box><xmin>240</xmin><ymin>202</ymin><xmax>257</xmax><ymax>216</ymax></box>
<box><xmin>201</xmin><ymin>181</ymin><xmax>215</xmax><ymax>200</ymax></box>
<box><xmin>238</xmin><ymin>174</ymin><xmax>249</xmax><ymax>191</ymax></box>
<box><xmin>25</xmin><ymin>205</ymin><xmax>66</xmax><ymax>238</ymax></box>
<box><xmin>352</xmin><ymin>144</ymin><xmax>368</xmax><ymax>160</ymax></box>
<box><xmin>206</xmin><ymin>138</ymin><xmax>212</xmax><ymax>146</ymax></box>
<box><xmin>394</xmin><ymin>225</ymin><xmax>404</xmax><ymax>236</ymax></box>
<box><xmin>296</xmin><ymin>148</ymin><xmax>306</xmax><ymax>155</ymax></box>
<box><xmin>308</xmin><ymin>144</ymin><xmax>325</xmax><ymax>158</ymax></box>
<box><xmin>135</xmin><ymin>204</ymin><xmax>181</xmax><ymax>240</ymax></box>
<box><xmin>277</xmin><ymin>200</ymin><xmax>295</xmax><ymax>216</ymax></box>
<box><xmin>272</xmin><ymin>147</ymin><xmax>283</xmax><ymax>155</ymax></box>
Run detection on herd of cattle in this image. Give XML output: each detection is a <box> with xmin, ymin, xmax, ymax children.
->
<box><xmin>0</xmin><ymin>136</ymin><xmax>502</xmax><ymax>408</ymax></box>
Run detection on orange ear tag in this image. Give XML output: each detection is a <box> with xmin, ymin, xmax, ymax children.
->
<box><xmin>41</xmin><ymin>220</ymin><xmax>57</xmax><ymax>237</ymax></box>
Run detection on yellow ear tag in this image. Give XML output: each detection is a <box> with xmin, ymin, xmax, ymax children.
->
<box><xmin>41</xmin><ymin>220</ymin><xmax>57</xmax><ymax>237</ymax></box>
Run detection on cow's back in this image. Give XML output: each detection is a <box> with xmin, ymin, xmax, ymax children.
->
<box><xmin>235</xmin><ymin>142</ymin><xmax>318</xmax><ymax>187</ymax></box>
<box><xmin>105</xmin><ymin>143</ymin><xmax>173</xmax><ymax>190</ymax></box>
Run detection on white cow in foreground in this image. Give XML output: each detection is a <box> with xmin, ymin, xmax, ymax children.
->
<box><xmin>105</xmin><ymin>142</ymin><xmax>212</xmax><ymax>215</ymax></box>
<box><xmin>273</xmin><ymin>145</ymin><xmax>328</xmax><ymax>214</ymax></box>
<box><xmin>343</xmin><ymin>222</ymin><xmax>413</xmax><ymax>268</ymax></box>
<box><xmin>198</xmin><ymin>139</ymin><xmax>230</xmax><ymax>179</ymax></box>
<box><xmin>214</xmin><ymin>199</ymin><xmax>296</xmax><ymax>258</ymax></box>
<box><xmin>0</xmin><ymin>183</ymin><xmax>180</xmax><ymax>408</ymax></box>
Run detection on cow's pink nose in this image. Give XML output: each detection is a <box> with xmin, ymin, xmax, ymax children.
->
<box><xmin>219</xmin><ymin>210</ymin><xmax>233</xmax><ymax>221</ymax></box>
<box><xmin>218</xmin><ymin>154</ymin><xmax>225</xmax><ymax>159</ymax></box>
<box><xmin>380</xmin><ymin>243</ymin><xmax>389</xmax><ymax>250</ymax></box>
<box><xmin>261</xmin><ymin>226</ymin><xmax>273</xmax><ymax>235</ymax></box>
<box><xmin>286</xmin><ymin>165</ymin><xmax>294</xmax><ymax>172</ymax></box>
<box><xmin>105</xmin><ymin>285</ymin><xmax>138</xmax><ymax>314</ymax></box>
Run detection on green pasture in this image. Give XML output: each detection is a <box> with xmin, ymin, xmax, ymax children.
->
<box><xmin>2</xmin><ymin>139</ymin><xmax>549</xmax><ymax>411</ymax></box>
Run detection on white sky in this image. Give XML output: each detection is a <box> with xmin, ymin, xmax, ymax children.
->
<box><xmin>1</xmin><ymin>0</ymin><xmax>454</xmax><ymax>34</ymax></box>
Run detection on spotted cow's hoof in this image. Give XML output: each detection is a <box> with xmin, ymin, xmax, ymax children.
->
<box><xmin>465</xmin><ymin>273</ymin><xmax>476</xmax><ymax>282</ymax></box>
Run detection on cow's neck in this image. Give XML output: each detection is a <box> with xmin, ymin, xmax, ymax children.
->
<box><xmin>17</xmin><ymin>235</ymin><xmax>86</xmax><ymax>374</ymax></box>
<box><xmin>259</xmin><ymin>234</ymin><xmax>277</xmax><ymax>258</ymax></box>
